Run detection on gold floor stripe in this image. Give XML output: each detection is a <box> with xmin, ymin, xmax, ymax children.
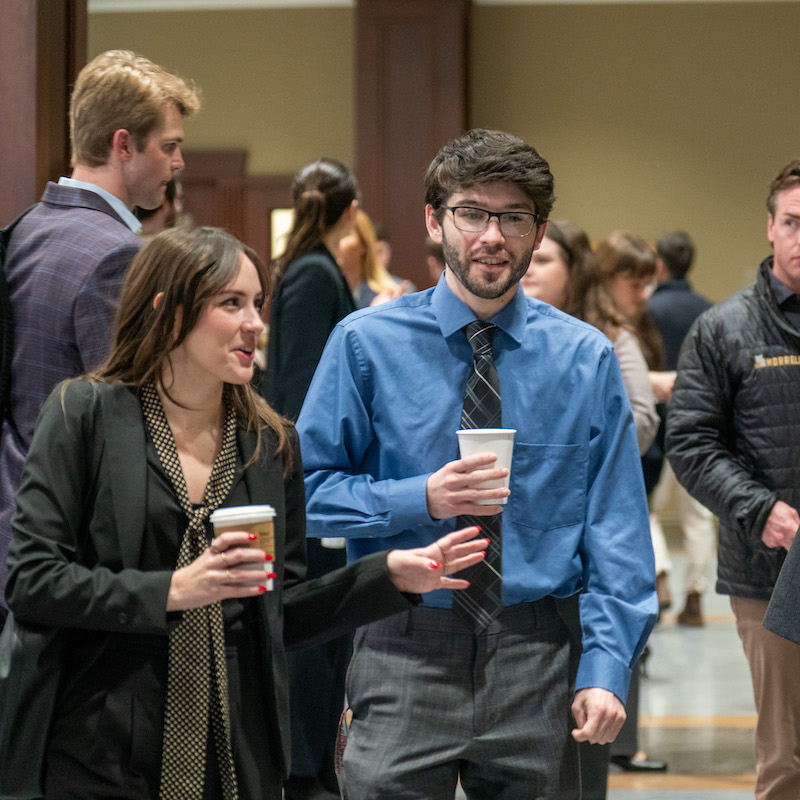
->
<box><xmin>658</xmin><ymin>612</ymin><xmax>735</xmax><ymax>624</ymax></box>
<box><xmin>609</xmin><ymin>773</ymin><xmax>756</xmax><ymax>790</ymax></box>
<box><xmin>639</xmin><ymin>714</ymin><xmax>756</xmax><ymax>728</ymax></box>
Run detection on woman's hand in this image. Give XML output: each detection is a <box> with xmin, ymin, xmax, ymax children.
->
<box><xmin>649</xmin><ymin>370</ymin><xmax>677</xmax><ymax>404</ymax></box>
<box><xmin>166</xmin><ymin>531</ymin><xmax>275</xmax><ymax>611</ymax></box>
<box><xmin>386</xmin><ymin>526</ymin><xmax>487</xmax><ymax>594</ymax></box>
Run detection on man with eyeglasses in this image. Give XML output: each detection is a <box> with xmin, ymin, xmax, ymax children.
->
<box><xmin>298</xmin><ymin>129</ymin><xmax>656</xmax><ymax>799</ymax></box>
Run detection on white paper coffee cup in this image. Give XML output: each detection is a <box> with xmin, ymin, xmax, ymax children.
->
<box><xmin>456</xmin><ymin>428</ymin><xmax>516</xmax><ymax>505</ymax></box>
<box><xmin>210</xmin><ymin>505</ymin><xmax>276</xmax><ymax>590</ymax></box>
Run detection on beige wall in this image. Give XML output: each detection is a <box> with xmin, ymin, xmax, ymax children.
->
<box><xmin>471</xmin><ymin>3</ymin><xmax>800</xmax><ymax>302</ymax></box>
<box><xmin>90</xmin><ymin>2</ymin><xmax>800</xmax><ymax>302</ymax></box>
<box><xmin>89</xmin><ymin>8</ymin><xmax>355</xmax><ymax>171</ymax></box>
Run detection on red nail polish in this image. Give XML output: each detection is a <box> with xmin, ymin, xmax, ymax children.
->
<box><xmin>258</xmin><ymin>586</ymin><xmax>267</xmax><ymax>592</ymax></box>
<box><xmin>429</xmin><ymin>561</ymin><xmax>441</xmax><ymax>570</ymax></box>
<box><xmin>248</xmin><ymin>533</ymin><xmax>258</xmax><ymax>540</ymax></box>
<box><xmin>264</xmin><ymin>553</ymin><xmax>274</xmax><ymax>561</ymax></box>
<box><xmin>475</xmin><ymin>525</ymin><xmax>482</xmax><ymax>532</ymax></box>
<box><xmin>266</xmin><ymin>572</ymin><xmax>277</xmax><ymax>580</ymax></box>
<box><xmin>484</xmin><ymin>538</ymin><xmax>491</xmax><ymax>545</ymax></box>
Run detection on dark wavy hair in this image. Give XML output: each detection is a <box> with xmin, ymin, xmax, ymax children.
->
<box><xmin>541</xmin><ymin>220</ymin><xmax>627</xmax><ymax>345</ymax></box>
<box><xmin>425</xmin><ymin>129</ymin><xmax>555</xmax><ymax>222</ymax></box>
<box><xmin>541</xmin><ymin>219</ymin><xmax>595</xmax><ymax>319</ymax></box>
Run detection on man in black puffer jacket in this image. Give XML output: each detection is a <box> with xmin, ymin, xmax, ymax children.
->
<box><xmin>667</xmin><ymin>160</ymin><xmax>800</xmax><ymax>800</ymax></box>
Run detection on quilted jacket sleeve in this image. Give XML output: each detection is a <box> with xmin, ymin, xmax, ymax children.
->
<box><xmin>666</xmin><ymin>309</ymin><xmax>776</xmax><ymax>542</ymax></box>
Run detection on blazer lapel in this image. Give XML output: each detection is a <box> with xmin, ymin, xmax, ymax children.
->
<box><xmin>100</xmin><ymin>385</ymin><xmax>148</xmax><ymax>568</ymax></box>
<box><xmin>238</xmin><ymin>427</ymin><xmax>271</xmax><ymax>504</ymax></box>
<box><xmin>42</xmin><ymin>182</ymin><xmax>130</xmax><ymax>229</ymax></box>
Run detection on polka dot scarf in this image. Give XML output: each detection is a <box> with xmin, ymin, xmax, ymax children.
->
<box><xmin>140</xmin><ymin>381</ymin><xmax>239</xmax><ymax>800</ymax></box>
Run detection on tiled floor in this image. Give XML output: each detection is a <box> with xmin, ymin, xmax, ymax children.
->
<box><xmin>609</xmin><ymin>550</ymin><xmax>756</xmax><ymax>799</ymax></box>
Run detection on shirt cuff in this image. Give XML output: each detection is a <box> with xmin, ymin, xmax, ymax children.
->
<box><xmin>387</xmin><ymin>473</ymin><xmax>449</xmax><ymax>530</ymax></box>
<box><xmin>575</xmin><ymin>649</ymin><xmax>633</xmax><ymax>705</ymax></box>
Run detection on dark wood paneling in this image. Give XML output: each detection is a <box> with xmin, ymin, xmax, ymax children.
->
<box><xmin>0</xmin><ymin>0</ymin><xmax>85</xmax><ymax>225</ymax></box>
<box><xmin>356</xmin><ymin>0</ymin><xmax>469</xmax><ymax>289</ymax></box>
<box><xmin>1</xmin><ymin>2</ymin><xmax>40</xmax><ymax>225</ymax></box>
<box><xmin>181</xmin><ymin>150</ymin><xmax>292</xmax><ymax>266</ymax></box>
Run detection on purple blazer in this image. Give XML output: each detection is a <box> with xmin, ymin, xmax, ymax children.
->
<box><xmin>0</xmin><ymin>182</ymin><xmax>141</xmax><ymax>608</ymax></box>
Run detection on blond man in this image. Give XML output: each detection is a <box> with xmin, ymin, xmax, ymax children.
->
<box><xmin>0</xmin><ymin>50</ymin><xmax>200</xmax><ymax>621</ymax></box>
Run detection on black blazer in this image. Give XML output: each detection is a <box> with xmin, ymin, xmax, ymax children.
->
<box><xmin>264</xmin><ymin>246</ymin><xmax>355</xmax><ymax>419</ymax></box>
<box><xmin>0</xmin><ymin>382</ymin><xmax>413</xmax><ymax>799</ymax></box>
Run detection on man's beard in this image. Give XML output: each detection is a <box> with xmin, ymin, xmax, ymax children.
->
<box><xmin>442</xmin><ymin>231</ymin><xmax>534</xmax><ymax>300</ymax></box>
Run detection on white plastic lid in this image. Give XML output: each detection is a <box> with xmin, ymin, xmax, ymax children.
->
<box><xmin>209</xmin><ymin>505</ymin><xmax>276</xmax><ymax>526</ymax></box>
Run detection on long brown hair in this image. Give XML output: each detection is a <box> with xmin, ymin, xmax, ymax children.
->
<box><xmin>86</xmin><ymin>226</ymin><xmax>292</xmax><ymax>470</ymax></box>
<box><xmin>276</xmin><ymin>158</ymin><xmax>359</xmax><ymax>278</ymax></box>
<box><xmin>595</xmin><ymin>230</ymin><xmax>663</xmax><ymax>367</ymax></box>
<box><xmin>543</xmin><ymin>220</ymin><xmax>627</xmax><ymax>339</ymax></box>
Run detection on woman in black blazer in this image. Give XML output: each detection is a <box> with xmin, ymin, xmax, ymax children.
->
<box><xmin>263</xmin><ymin>158</ymin><xmax>361</xmax><ymax>800</ymax></box>
<box><xmin>264</xmin><ymin>158</ymin><xmax>359</xmax><ymax>421</ymax></box>
<box><xmin>0</xmin><ymin>226</ymin><xmax>483</xmax><ymax>800</ymax></box>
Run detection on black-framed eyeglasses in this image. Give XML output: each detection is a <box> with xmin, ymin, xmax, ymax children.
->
<box><xmin>444</xmin><ymin>206</ymin><xmax>540</xmax><ymax>238</ymax></box>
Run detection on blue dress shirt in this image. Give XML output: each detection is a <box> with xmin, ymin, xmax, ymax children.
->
<box><xmin>297</xmin><ymin>275</ymin><xmax>657</xmax><ymax>701</ymax></box>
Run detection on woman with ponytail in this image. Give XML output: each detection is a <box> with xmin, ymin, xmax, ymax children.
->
<box><xmin>262</xmin><ymin>159</ymin><xmax>359</xmax><ymax>800</ymax></box>
<box><xmin>264</xmin><ymin>158</ymin><xmax>359</xmax><ymax>421</ymax></box>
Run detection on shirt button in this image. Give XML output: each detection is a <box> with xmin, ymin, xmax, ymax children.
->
<box><xmin>117</xmin><ymin>612</ymin><xmax>128</xmax><ymax>626</ymax></box>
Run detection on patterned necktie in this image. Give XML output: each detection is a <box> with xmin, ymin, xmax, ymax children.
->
<box><xmin>140</xmin><ymin>381</ymin><xmax>240</xmax><ymax>800</ymax></box>
<box><xmin>453</xmin><ymin>320</ymin><xmax>504</xmax><ymax>632</ymax></box>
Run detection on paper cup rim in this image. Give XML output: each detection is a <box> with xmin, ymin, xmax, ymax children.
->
<box><xmin>209</xmin><ymin>505</ymin><xmax>276</xmax><ymax>526</ymax></box>
<box><xmin>456</xmin><ymin>428</ymin><xmax>516</xmax><ymax>436</ymax></box>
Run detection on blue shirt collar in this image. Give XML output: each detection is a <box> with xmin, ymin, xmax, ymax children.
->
<box><xmin>431</xmin><ymin>271</ymin><xmax>527</xmax><ymax>345</ymax></box>
<box><xmin>58</xmin><ymin>176</ymin><xmax>142</xmax><ymax>234</ymax></box>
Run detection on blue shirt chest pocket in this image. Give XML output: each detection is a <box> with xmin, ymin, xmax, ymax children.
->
<box><xmin>510</xmin><ymin>441</ymin><xmax>588</xmax><ymax>531</ymax></box>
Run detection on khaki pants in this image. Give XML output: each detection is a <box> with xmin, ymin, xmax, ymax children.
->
<box><xmin>649</xmin><ymin>462</ymin><xmax>717</xmax><ymax>593</ymax></box>
<box><xmin>731</xmin><ymin>596</ymin><xmax>800</xmax><ymax>800</ymax></box>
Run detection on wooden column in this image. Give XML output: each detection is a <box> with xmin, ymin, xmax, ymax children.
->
<box><xmin>355</xmin><ymin>0</ymin><xmax>470</xmax><ymax>290</ymax></box>
<box><xmin>0</xmin><ymin>0</ymin><xmax>86</xmax><ymax>225</ymax></box>
<box><xmin>180</xmin><ymin>150</ymin><xmax>292</xmax><ymax>266</ymax></box>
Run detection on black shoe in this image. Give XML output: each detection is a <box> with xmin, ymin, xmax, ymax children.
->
<box><xmin>610</xmin><ymin>754</ymin><xmax>668</xmax><ymax>772</ymax></box>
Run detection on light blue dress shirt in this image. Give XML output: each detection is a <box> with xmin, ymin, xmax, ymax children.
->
<box><xmin>297</xmin><ymin>274</ymin><xmax>657</xmax><ymax>701</ymax></box>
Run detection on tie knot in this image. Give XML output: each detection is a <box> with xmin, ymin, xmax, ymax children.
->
<box><xmin>465</xmin><ymin>321</ymin><xmax>496</xmax><ymax>356</ymax></box>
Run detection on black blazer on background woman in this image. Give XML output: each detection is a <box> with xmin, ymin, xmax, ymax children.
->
<box><xmin>264</xmin><ymin>245</ymin><xmax>355</xmax><ymax>420</ymax></box>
